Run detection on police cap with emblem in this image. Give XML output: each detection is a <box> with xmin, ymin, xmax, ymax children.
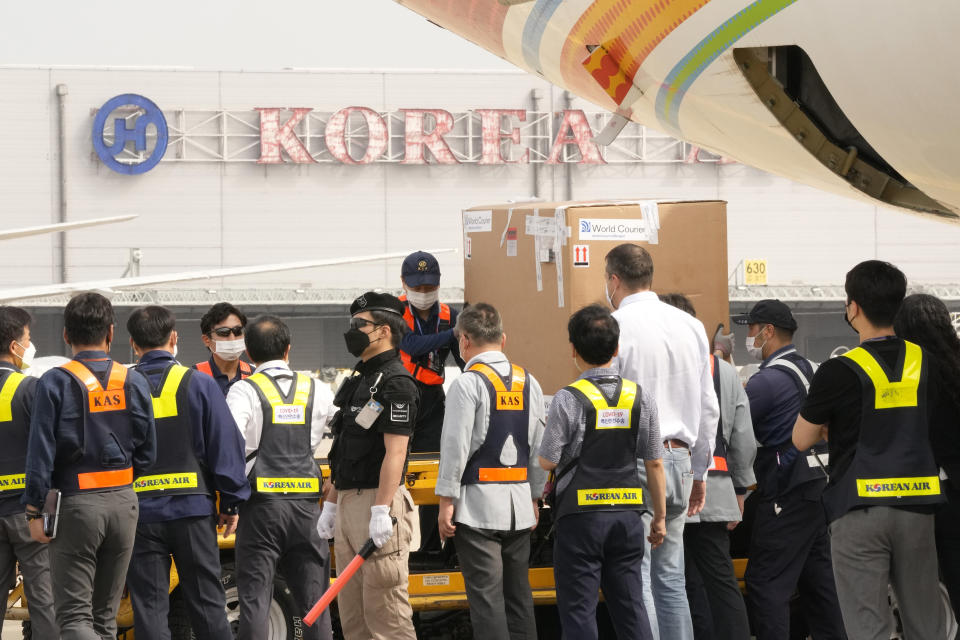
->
<box><xmin>401</xmin><ymin>251</ymin><xmax>441</xmax><ymax>287</ymax></box>
<box><xmin>350</xmin><ymin>291</ymin><xmax>405</xmax><ymax>317</ymax></box>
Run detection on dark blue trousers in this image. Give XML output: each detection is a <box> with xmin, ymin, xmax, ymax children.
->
<box><xmin>554</xmin><ymin>510</ymin><xmax>653</xmax><ymax>640</ymax></box>
<box><xmin>744</xmin><ymin>494</ymin><xmax>846</xmax><ymax>640</ymax></box>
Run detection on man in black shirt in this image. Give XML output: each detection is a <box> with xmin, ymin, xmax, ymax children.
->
<box><xmin>793</xmin><ymin>260</ymin><xmax>947</xmax><ymax>639</ymax></box>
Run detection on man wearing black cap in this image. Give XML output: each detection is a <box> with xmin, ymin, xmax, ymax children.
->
<box><xmin>319</xmin><ymin>292</ymin><xmax>419</xmax><ymax>640</ymax></box>
<box><xmin>733</xmin><ymin>300</ymin><xmax>844</xmax><ymax>640</ymax></box>
<box><xmin>398</xmin><ymin>251</ymin><xmax>465</xmax><ymax>453</ymax></box>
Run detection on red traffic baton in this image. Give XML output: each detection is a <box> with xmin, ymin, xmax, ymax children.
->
<box><xmin>304</xmin><ymin>538</ymin><xmax>376</xmax><ymax>626</ymax></box>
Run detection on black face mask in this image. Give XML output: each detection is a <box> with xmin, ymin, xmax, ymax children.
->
<box><xmin>343</xmin><ymin>328</ymin><xmax>371</xmax><ymax>357</ymax></box>
<box><xmin>843</xmin><ymin>306</ymin><xmax>859</xmax><ymax>335</ymax></box>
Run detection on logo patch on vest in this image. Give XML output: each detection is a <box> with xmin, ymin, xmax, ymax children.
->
<box><xmin>273</xmin><ymin>404</ymin><xmax>306</xmax><ymax>424</ymax></box>
<box><xmin>390</xmin><ymin>402</ymin><xmax>411</xmax><ymax>423</ymax></box>
<box><xmin>856</xmin><ymin>476</ymin><xmax>940</xmax><ymax>498</ymax></box>
<box><xmin>496</xmin><ymin>391</ymin><xmax>524</xmax><ymax>411</ymax></box>
<box><xmin>257</xmin><ymin>477</ymin><xmax>320</xmax><ymax>493</ymax></box>
<box><xmin>596</xmin><ymin>408</ymin><xmax>630</xmax><ymax>429</ymax></box>
<box><xmin>0</xmin><ymin>474</ymin><xmax>25</xmax><ymax>492</ymax></box>
<box><xmin>133</xmin><ymin>472</ymin><xmax>198</xmax><ymax>492</ymax></box>
<box><xmin>88</xmin><ymin>390</ymin><xmax>126</xmax><ymax>413</ymax></box>
<box><xmin>576</xmin><ymin>488</ymin><xmax>643</xmax><ymax>506</ymax></box>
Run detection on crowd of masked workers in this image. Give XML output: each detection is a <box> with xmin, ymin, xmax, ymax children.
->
<box><xmin>0</xmin><ymin>247</ymin><xmax>958</xmax><ymax>640</ymax></box>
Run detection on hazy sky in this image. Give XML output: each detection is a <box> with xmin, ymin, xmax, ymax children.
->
<box><xmin>0</xmin><ymin>0</ymin><xmax>515</xmax><ymax>70</ymax></box>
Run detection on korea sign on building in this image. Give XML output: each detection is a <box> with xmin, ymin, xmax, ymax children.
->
<box><xmin>91</xmin><ymin>93</ymin><xmax>728</xmax><ymax>174</ymax></box>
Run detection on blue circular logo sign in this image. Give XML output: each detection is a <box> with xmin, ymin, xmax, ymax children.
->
<box><xmin>92</xmin><ymin>94</ymin><xmax>168</xmax><ymax>175</ymax></box>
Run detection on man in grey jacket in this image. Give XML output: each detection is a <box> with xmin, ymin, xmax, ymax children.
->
<box><xmin>436</xmin><ymin>303</ymin><xmax>546</xmax><ymax>640</ymax></box>
<box><xmin>661</xmin><ymin>293</ymin><xmax>756</xmax><ymax>640</ymax></box>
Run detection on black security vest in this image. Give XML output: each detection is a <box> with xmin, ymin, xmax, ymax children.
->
<box><xmin>822</xmin><ymin>340</ymin><xmax>944</xmax><ymax>522</ymax></box>
<box><xmin>330</xmin><ymin>356</ymin><xmax>413</xmax><ymax>490</ymax></box>
<box><xmin>0</xmin><ymin>370</ymin><xmax>29</xmax><ymax>502</ymax></box>
<box><xmin>246</xmin><ymin>372</ymin><xmax>321</xmax><ymax>500</ymax></box>
<box><xmin>754</xmin><ymin>351</ymin><xmax>829</xmax><ymax>496</ymax></box>
<box><xmin>707</xmin><ymin>356</ymin><xmax>729</xmax><ymax>476</ymax></box>
<box><xmin>133</xmin><ymin>363</ymin><xmax>210</xmax><ymax>498</ymax></box>
<box><xmin>461</xmin><ymin>362</ymin><xmax>531</xmax><ymax>485</ymax></box>
<box><xmin>54</xmin><ymin>360</ymin><xmax>137</xmax><ymax>496</ymax></box>
<box><xmin>556</xmin><ymin>376</ymin><xmax>645</xmax><ymax>519</ymax></box>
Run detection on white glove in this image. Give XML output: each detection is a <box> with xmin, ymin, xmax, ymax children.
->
<box><xmin>369</xmin><ymin>505</ymin><xmax>394</xmax><ymax>548</ymax></box>
<box><xmin>316</xmin><ymin>502</ymin><xmax>337</xmax><ymax>539</ymax></box>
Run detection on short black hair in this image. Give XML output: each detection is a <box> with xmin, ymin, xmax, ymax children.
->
<box><xmin>127</xmin><ymin>306</ymin><xmax>176</xmax><ymax>350</ymax></box>
<box><xmin>0</xmin><ymin>307</ymin><xmax>31</xmax><ymax>355</ymax></box>
<box><xmin>605</xmin><ymin>244</ymin><xmax>654</xmax><ymax>289</ymax></box>
<box><xmin>455</xmin><ymin>303</ymin><xmax>502</xmax><ymax>345</ymax></box>
<box><xmin>245</xmin><ymin>315</ymin><xmax>290</xmax><ymax>363</ymax></box>
<box><xmin>568</xmin><ymin>304</ymin><xmax>620</xmax><ymax>366</ymax></box>
<box><xmin>370</xmin><ymin>310</ymin><xmax>407</xmax><ymax>348</ymax></box>
<box><xmin>200</xmin><ymin>302</ymin><xmax>247</xmax><ymax>335</ymax></box>
<box><xmin>64</xmin><ymin>292</ymin><xmax>115</xmax><ymax>347</ymax></box>
<box><xmin>845</xmin><ymin>260</ymin><xmax>907</xmax><ymax>328</ymax></box>
<box><xmin>658</xmin><ymin>293</ymin><xmax>696</xmax><ymax>317</ymax></box>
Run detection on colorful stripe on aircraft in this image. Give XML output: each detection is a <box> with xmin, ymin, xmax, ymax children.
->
<box><xmin>655</xmin><ymin>0</ymin><xmax>798</xmax><ymax>133</ymax></box>
<box><xmin>521</xmin><ymin>0</ymin><xmax>566</xmax><ymax>73</ymax></box>
<box><xmin>563</xmin><ymin>0</ymin><xmax>712</xmax><ymax>108</ymax></box>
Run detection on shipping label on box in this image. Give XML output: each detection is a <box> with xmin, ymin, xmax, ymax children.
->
<box><xmin>578</xmin><ymin>218</ymin><xmax>651</xmax><ymax>242</ymax></box>
<box><xmin>463</xmin><ymin>210</ymin><xmax>492</xmax><ymax>233</ymax></box>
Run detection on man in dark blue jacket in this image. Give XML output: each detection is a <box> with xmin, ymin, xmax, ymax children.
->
<box><xmin>126</xmin><ymin>305</ymin><xmax>251</xmax><ymax>640</ymax></box>
<box><xmin>736</xmin><ymin>300</ymin><xmax>844</xmax><ymax>640</ymax></box>
<box><xmin>23</xmin><ymin>292</ymin><xmax>157</xmax><ymax>640</ymax></box>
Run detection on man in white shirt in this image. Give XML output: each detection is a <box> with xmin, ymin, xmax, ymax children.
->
<box><xmin>226</xmin><ymin>315</ymin><xmax>335</xmax><ymax>640</ymax></box>
<box><xmin>604</xmin><ymin>244</ymin><xmax>720</xmax><ymax>640</ymax></box>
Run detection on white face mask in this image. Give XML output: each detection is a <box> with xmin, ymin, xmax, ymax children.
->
<box><xmin>603</xmin><ymin>280</ymin><xmax>616</xmax><ymax>309</ymax></box>
<box><xmin>405</xmin><ymin>288</ymin><xmax>439</xmax><ymax>311</ymax></box>
<box><xmin>214</xmin><ymin>337</ymin><xmax>246</xmax><ymax>361</ymax></box>
<box><xmin>172</xmin><ymin>343</ymin><xmax>179</xmax><ymax>359</ymax></box>
<box><xmin>14</xmin><ymin>341</ymin><xmax>36</xmax><ymax>370</ymax></box>
<box><xmin>745</xmin><ymin>333</ymin><xmax>766</xmax><ymax>360</ymax></box>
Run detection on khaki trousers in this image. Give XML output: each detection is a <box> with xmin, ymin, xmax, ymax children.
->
<box><xmin>334</xmin><ymin>486</ymin><xmax>417</xmax><ymax>640</ymax></box>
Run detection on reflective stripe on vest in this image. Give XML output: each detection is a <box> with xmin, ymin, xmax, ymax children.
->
<box><xmin>568</xmin><ymin>378</ymin><xmax>635</xmax><ymax>429</ymax></box>
<box><xmin>842</xmin><ymin>343</ymin><xmax>921</xmax><ymax>409</ymax></box>
<box><xmin>0</xmin><ymin>372</ymin><xmax>25</xmax><ymax>422</ymax></box>
<box><xmin>247</xmin><ymin>373</ymin><xmax>311</xmax><ymax>424</ymax></box>
<box><xmin>77</xmin><ymin>467</ymin><xmax>133</xmax><ymax>490</ymax></box>
<box><xmin>256</xmin><ymin>477</ymin><xmax>321</xmax><ymax>493</ymax></box>
<box><xmin>61</xmin><ymin>360</ymin><xmax>128</xmax><ymax>413</ymax></box>
<box><xmin>399</xmin><ymin>296</ymin><xmax>451</xmax><ymax>385</ymax></box>
<box><xmin>134</xmin><ymin>472</ymin><xmax>198</xmax><ymax>492</ymax></box>
<box><xmin>151</xmin><ymin>365</ymin><xmax>189</xmax><ymax>419</ymax></box>
<box><xmin>856</xmin><ymin>476</ymin><xmax>940</xmax><ymax>498</ymax></box>
<box><xmin>0</xmin><ymin>474</ymin><xmax>25</xmax><ymax>493</ymax></box>
<box><xmin>470</xmin><ymin>362</ymin><xmax>526</xmax><ymax>411</ymax></box>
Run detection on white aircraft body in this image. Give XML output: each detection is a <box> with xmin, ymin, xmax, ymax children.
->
<box><xmin>394</xmin><ymin>0</ymin><xmax>960</xmax><ymax>222</ymax></box>
<box><xmin>0</xmin><ymin>250</ymin><xmax>455</xmax><ymax>303</ymax></box>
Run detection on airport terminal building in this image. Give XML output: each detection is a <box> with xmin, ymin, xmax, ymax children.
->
<box><xmin>3</xmin><ymin>65</ymin><xmax>960</xmax><ymax>368</ymax></box>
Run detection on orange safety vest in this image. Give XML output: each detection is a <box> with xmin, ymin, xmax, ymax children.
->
<box><xmin>195</xmin><ymin>359</ymin><xmax>253</xmax><ymax>379</ymax></box>
<box><xmin>58</xmin><ymin>360</ymin><xmax>135</xmax><ymax>492</ymax></box>
<box><xmin>398</xmin><ymin>295</ymin><xmax>451</xmax><ymax>386</ymax></box>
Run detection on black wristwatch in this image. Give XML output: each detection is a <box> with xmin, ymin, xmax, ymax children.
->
<box><xmin>24</xmin><ymin>511</ymin><xmax>42</xmax><ymax>522</ymax></box>
<box><xmin>221</xmin><ymin>505</ymin><xmax>239</xmax><ymax>516</ymax></box>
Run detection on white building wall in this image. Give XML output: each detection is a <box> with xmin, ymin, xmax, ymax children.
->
<box><xmin>2</xmin><ymin>67</ymin><xmax>959</xmax><ymax>297</ymax></box>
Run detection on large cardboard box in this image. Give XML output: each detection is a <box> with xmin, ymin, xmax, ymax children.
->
<box><xmin>462</xmin><ymin>200</ymin><xmax>728</xmax><ymax>395</ymax></box>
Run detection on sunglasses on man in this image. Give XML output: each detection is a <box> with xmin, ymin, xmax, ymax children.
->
<box><xmin>209</xmin><ymin>325</ymin><xmax>244</xmax><ymax>338</ymax></box>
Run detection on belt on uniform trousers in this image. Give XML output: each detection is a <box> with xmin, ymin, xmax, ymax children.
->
<box><xmin>664</xmin><ymin>439</ymin><xmax>689</xmax><ymax>449</ymax></box>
